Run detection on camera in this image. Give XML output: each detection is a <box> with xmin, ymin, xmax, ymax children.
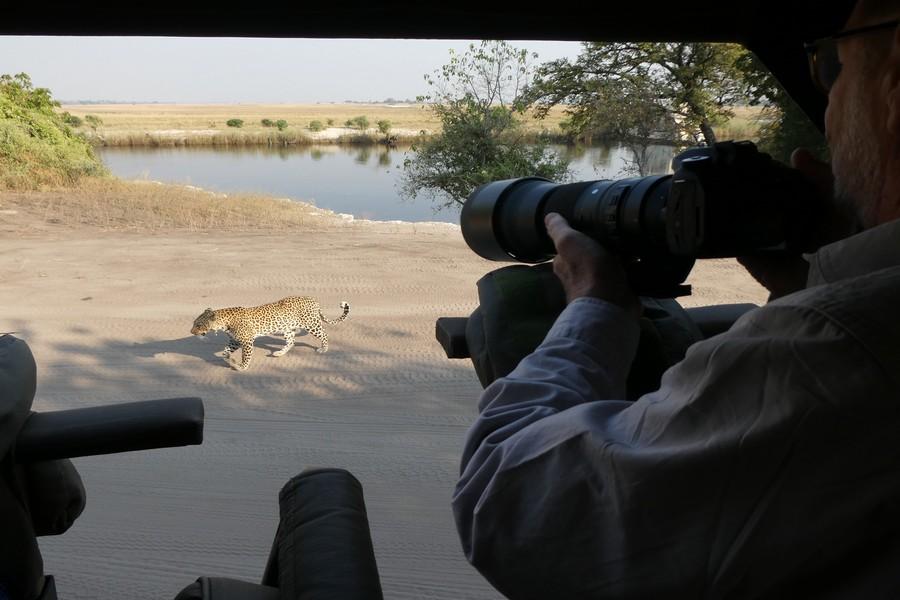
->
<box><xmin>436</xmin><ymin>141</ymin><xmax>821</xmax><ymax>391</ymax></box>
<box><xmin>460</xmin><ymin>140</ymin><xmax>819</xmax><ymax>297</ymax></box>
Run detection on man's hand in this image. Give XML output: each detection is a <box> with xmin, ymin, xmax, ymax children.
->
<box><xmin>736</xmin><ymin>253</ymin><xmax>811</xmax><ymax>302</ymax></box>
<box><xmin>544</xmin><ymin>213</ymin><xmax>641</xmax><ymax>318</ymax></box>
<box><xmin>737</xmin><ymin>147</ymin><xmax>853</xmax><ymax>301</ymax></box>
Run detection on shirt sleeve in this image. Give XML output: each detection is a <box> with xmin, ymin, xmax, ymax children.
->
<box><xmin>452</xmin><ymin>297</ymin><xmax>900</xmax><ymax>599</ymax></box>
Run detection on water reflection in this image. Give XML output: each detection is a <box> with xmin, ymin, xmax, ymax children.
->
<box><xmin>592</xmin><ymin>145</ymin><xmax>611</xmax><ymax>168</ymax></box>
<box><xmin>97</xmin><ymin>143</ymin><xmax>676</xmax><ymax>223</ymax></box>
<box><xmin>556</xmin><ymin>143</ymin><xmax>673</xmax><ymax>178</ymax></box>
<box><xmin>354</xmin><ymin>147</ymin><xmax>372</xmax><ymax>165</ymax></box>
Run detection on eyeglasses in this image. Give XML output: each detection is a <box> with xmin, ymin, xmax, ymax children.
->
<box><xmin>804</xmin><ymin>19</ymin><xmax>899</xmax><ymax>94</ymax></box>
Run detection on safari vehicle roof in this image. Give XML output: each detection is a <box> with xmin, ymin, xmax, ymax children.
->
<box><xmin>5</xmin><ymin>0</ymin><xmax>856</xmax><ymax>132</ymax></box>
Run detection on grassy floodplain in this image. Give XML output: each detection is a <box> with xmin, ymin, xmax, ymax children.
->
<box><xmin>60</xmin><ymin>102</ymin><xmax>765</xmax><ymax>148</ymax></box>
<box><xmin>716</xmin><ymin>105</ymin><xmax>767</xmax><ymax>141</ymax></box>
<box><xmin>61</xmin><ymin>102</ymin><xmax>572</xmax><ymax>147</ymax></box>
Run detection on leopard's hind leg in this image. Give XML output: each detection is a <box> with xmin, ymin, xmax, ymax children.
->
<box><xmin>309</xmin><ymin>322</ymin><xmax>329</xmax><ymax>353</ymax></box>
<box><xmin>273</xmin><ymin>331</ymin><xmax>295</xmax><ymax>356</ymax></box>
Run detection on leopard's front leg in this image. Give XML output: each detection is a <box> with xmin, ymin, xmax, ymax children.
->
<box><xmin>220</xmin><ymin>336</ymin><xmax>240</xmax><ymax>360</ymax></box>
<box><xmin>235</xmin><ymin>339</ymin><xmax>255</xmax><ymax>371</ymax></box>
<box><xmin>273</xmin><ymin>331</ymin><xmax>295</xmax><ymax>356</ymax></box>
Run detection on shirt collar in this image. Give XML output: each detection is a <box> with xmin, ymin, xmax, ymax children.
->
<box><xmin>806</xmin><ymin>218</ymin><xmax>900</xmax><ymax>287</ymax></box>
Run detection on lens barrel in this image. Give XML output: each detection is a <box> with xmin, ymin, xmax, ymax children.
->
<box><xmin>460</xmin><ymin>178</ymin><xmax>557</xmax><ymax>263</ymax></box>
<box><xmin>461</xmin><ymin>175</ymin><xmax>672</xmax><ymax>263</ymax></box>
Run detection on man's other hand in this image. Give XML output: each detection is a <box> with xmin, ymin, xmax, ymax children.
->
<box><xmin>544</xmin><ymin>213</ymin><xmax>641</xmax><ymax>317</ymax></box>
<box><xmin>737</xmin><ymin>147</ymin><xmax>851</xmax><ymax>301</ymax></box>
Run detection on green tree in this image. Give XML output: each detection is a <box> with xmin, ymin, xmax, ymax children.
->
<box><xmin>226</xmin><ymin>118</ymin><xmax>244</xmax><ymax>128</ymax></box>
<box><xmin>309</xmin><ymin>120</ymin><xmax>324</xmax><ymax>132</ymax></box>
<box><xmin>0</xmin><ymin>73</ymin><xmax>55</xmax><ymax>111</ymax></box>
<box><xmin>525</xmin><ymin>42</ymin><xmax>752</xmax><ymax>148</ymax></box>
<box><xmin>261</xmin><ymin>118</ymin><xmax>274</xmax><ymax>127</ymax></box>
<box><xmin>275</xmin><ymin>119</ymin><xmax>288</xmax><ymax>131</ymax></box>
<box><xmin>733</xmin><ymin>52</ymin><xmax>828</xmax><ymax>163</ymax></box>
<box><xmin>0</xmin><ymin>72</ymin><xmax>106</xmax><ymax>188</ymax></box>
<box><xmin>401</xmin><ymin>41</ymin><xmax>570</xmax><ymax>210</ymax></box>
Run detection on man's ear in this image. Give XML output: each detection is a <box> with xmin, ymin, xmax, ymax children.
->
<box><xmin>886</xmin><ymin>25</ymin><xmax>900</xmax><ymax>134</ymax></box>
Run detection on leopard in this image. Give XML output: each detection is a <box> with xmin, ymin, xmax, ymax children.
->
<box><xmin>190</xmin><ymin>296</ymin><xmax>349</xmax><ymax>371</ymax></box>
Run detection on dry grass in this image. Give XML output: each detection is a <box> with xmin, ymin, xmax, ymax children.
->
<box><xmin>714</xmin><ymin>105</ymin><xmax>765</xmax><ymax>141</ymax></box>
<box><xmin>94</xmin><ymin>129</ymin><xmax>320</xmax><ymax>148</ymax></box>
<box><xmin>62</xmin><ymin>103</ymin><xmax>440</xmax><ymax>133</ymax></box>
<box><xmin>0</xmin><ymin>177</ymin><xmax>342</xmax><ymax>231</ymax></box>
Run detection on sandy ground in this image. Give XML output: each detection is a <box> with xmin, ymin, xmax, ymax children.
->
<box><xmin>0</xmin><ymin>214</ymin><xmax>767</xmax><ymax>599</ymax></box>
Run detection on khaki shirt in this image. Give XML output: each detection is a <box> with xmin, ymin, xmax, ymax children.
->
<box><xmin>454</xmin><ymin>220</ymin><xmax>900</xmax><ymax>599</ymax></box>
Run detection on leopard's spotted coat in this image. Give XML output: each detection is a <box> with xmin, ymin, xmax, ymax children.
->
<box><xmin>191</xmin><ymin>296</ymin><xmax>349</xmax><ymax>370</ymax></box>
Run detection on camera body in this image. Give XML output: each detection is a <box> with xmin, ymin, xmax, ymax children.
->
<box><xmin>460</xmin><ymin>140</ymin><xmax>819</xmax><ymax>297</ymax></box>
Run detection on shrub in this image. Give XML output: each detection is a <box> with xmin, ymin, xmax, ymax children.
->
<box><xmin>275</xmin><ymin>119</ymin><xmax>288</xmax><ymax>131</ymax></box>
<box><xmin>344</xmin><ymin>115</ymin><xmax>369</xmax><ymax>131</ymax></box>
<box><xmin>326</xmin><ymin>118</ymin><xmax>334</xmax><ymax>126</ymax></box>
<box><xmin>376</xmin><ymin>119</ymin><xmax>392</xmax><ymax>136</ymax></box>
<box><xmin>308</xmin><ymin>120</ymin><xmax>323</xmax><ymax>132</ymax></box>
<box><xmin>226</xmin><ymin>118</ymin><xmax>244</xmax><ymax>128</ymax></box>
<box><xmin>261</xmin><ymin>118</ymin><xmax>274</xmax><ymax>127</ymax></box>
<box><xmin>61</xmin><ymin>112</ymin><xmax>83</xmax><ymax>127</ymax></box>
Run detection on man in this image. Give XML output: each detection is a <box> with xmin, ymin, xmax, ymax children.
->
<box><xmin>452</xmin><ymin>1</ymin><xmax>900</xmax><ymax>598</ymax></box>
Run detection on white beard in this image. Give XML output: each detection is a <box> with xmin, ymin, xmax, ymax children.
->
<box><xmin>831</xmin><ymin>84</ymin><xmax>883</xmax><ymax>230</ymax></box>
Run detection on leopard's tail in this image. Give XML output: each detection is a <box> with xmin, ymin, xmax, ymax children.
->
<box><xmin>320</xmin><ymin>301</ymin><xmax>350</xmax><ymax>325</ymax></box>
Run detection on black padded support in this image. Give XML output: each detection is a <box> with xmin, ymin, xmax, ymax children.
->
<box><xmin>174</xmin><ymin>577</ymin><xmax>279</xmax><ymax>600</ymax></box>
<box><xmin>435</xmin><ymin>317</ymin><xmax>470</xmax><ymax>359</ymax></box>
<box><xmin>685</xmin><ymin>303</ymin><xmax>758</xmax><ymax>339</ymax></box>
<box><xmin>15</xmin><ymin>397</ymin><xmax>205</xmax><ymax>463</ymax></box>
<box><xmin>275</xmin><ymin>468</ymin><xmax>384</xmax><ymax>600</ymax></box>
<box><xmin>35</xmin><ymin>575</ymin><xmax>57</xmax><ymax>600</ymax></box>
<box><xmin>24</xmin><ymin>458</ymin><xmax>86</xmax><ymax>537</ymax></box>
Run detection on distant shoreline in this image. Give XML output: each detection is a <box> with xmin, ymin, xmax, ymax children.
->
<box><xmin>59</xmin><ymin>102</ymin><xmax>760</xmax><ymax>148</ymax></box>
<box><xmin>59</xmin><ymin>102</ymin><xmax>572</xmax><ymax>148</ymax></box>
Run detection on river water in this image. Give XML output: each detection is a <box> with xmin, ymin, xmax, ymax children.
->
<box><xmin>97</xmin><ymin>144</ymin><xmax>675</xmax><ymax>224</ymax></box>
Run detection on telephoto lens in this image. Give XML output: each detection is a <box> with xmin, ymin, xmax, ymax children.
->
<box><xmin>460</xmin><ymin>175</ymin><xmax>672</xmax><ymax>263</ymax></box>
<box><xmin>459</xmin><ymin>141</ymin><xmax>819</xmax><ymax>266</ymax></box>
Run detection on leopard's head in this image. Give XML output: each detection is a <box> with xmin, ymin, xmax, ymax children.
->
<box><xmin>191</xmin><ymin>308</ymin><xmax>225</xmax><ymax>336</ymax></box>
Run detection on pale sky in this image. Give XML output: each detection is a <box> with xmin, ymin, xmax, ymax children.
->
<box><xmin>0</xmin><ymin>37</ymin><xmax>585</xmax><ymax>103</ymax></box>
